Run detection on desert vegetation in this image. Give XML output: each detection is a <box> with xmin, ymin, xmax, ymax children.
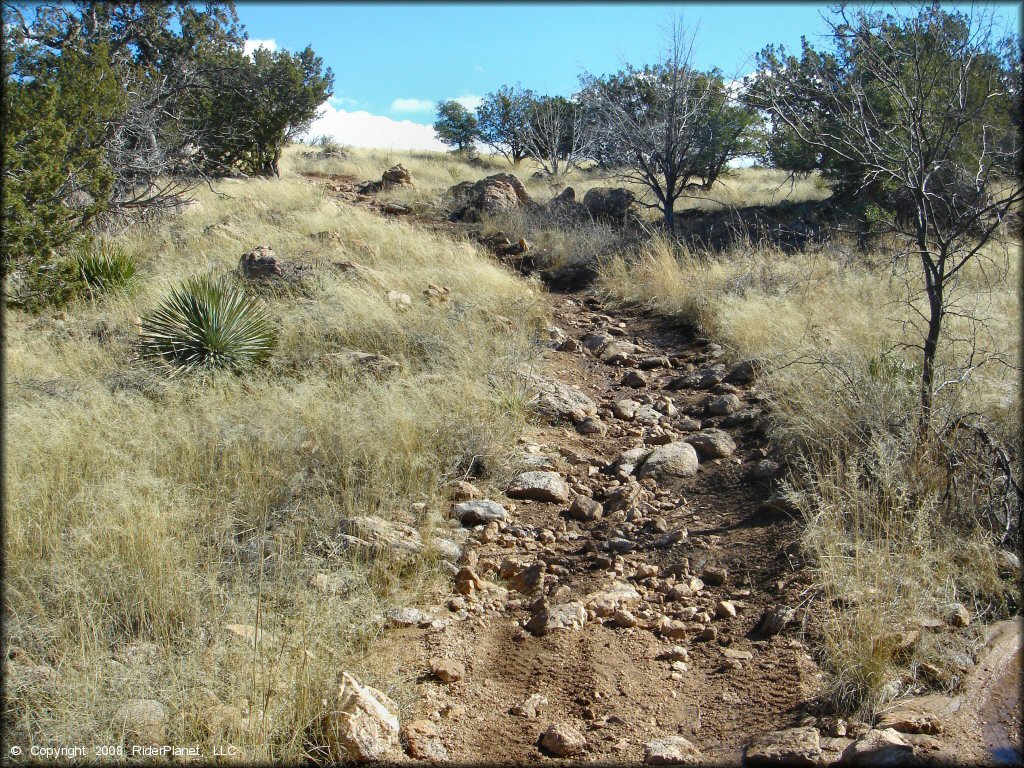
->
<box><xmin>3</xmin><ymin>0</ymin><xmax>1020</xmax><ymax>763</ymax></box>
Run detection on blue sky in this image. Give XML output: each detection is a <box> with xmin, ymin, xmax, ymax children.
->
<box><xmin>234</xmin><ymin>2</ymin><xmax>1022</xmax><ymax>150</ymax></box>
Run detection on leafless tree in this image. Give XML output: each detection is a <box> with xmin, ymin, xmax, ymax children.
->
<box><xmin>580</xmin><ymin>20</ymin><xmax>753</xmax><ymax>233</ymax></box>
<box><xmin>519</xmin><ymin>95</ymin><xmax>594</xmax><ymax>177</ymax></box>
<box><xmin>750</xmin><ymin>3</ymin><xmax>1023</xmax><ymax>433</ymax></box>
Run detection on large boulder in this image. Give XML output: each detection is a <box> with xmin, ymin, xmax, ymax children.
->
<box><xmin>453</xmin><ymin>499</ymin><xmax>508</xmax><ymax>526</ymax></box>
<box><xmin>545</xmin><ymin>187</ymin><xmax>589</xmax><ymax>221</ymax></box>
<box><xmin>381</xmin><ymin>164</ymin><xmax>414</xmax><ymax>185</ymax></box>
<box><xmin>320</xmin><ymin>672</ymin><xmax>401</xmax><ymax>762</ymax></box>
<box><xmin>583</xmin><ymin>187</ymin><xmax>637</xmax><ymax>221</ymax></box>
<box><xmin>448</xmin><ymin>174</ymin><xmax>532</xmax><ymax>221</ymax></box>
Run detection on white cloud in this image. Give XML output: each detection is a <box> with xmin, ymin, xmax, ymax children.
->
<box><xmin>244</xmin><ymin>38</ymin><xmax>277</xmax><ymax>56</ymax></box>
<box><xmin>390</xmin><ymin>98</ymin><xmax>436</xmax><ymax>113</ymax></box>
<box><xmin>473</xmin><ymin>64</ymin><xmax>485</xmax><ymax>73</ymax></box>
<box><xmin>329</xmin><ymin>95</ymin><xmax>362</xmax><ymax>108</ymax></box>
<box><xmin>454</xmin><ymin>94</ymin><xmax>483</xmax><ymax>111</ymax></box>
<box><xmin>306</xmin><ymin>101</ymin><xmax>447</xmax><ymax>151</ymax></box>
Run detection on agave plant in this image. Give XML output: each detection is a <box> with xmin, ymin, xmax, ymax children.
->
<box><xmin>140</xmin><ymin>274</ymin><xmax>276</xmax><ymax>374</ymax></box>
<box><xmin>76</xmin><ymin>240</ymin><xmax>139</xmax><ymax>295</ymax></box>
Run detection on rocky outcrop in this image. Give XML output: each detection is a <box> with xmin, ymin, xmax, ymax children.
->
<box><xmin>448</xmin><ymin>174</ymin><xmax>532</xmax><ymax>221</ymax></box>
<box><xmin>320</xmin><ymin>672</ymin><xmax>401</xmax><ymax>762</ymax></box>
<box><xmin>583</xmin><ymin>187</ymin><xmax>637</xmax><ymax>221</ymax></box>
<box><xmin>239</xmin><ymin>245</ymin><xmax>282</xmax><ymax>278</ymax></box>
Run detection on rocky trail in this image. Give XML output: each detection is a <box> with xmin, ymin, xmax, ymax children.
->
<box><xmin>310</xmin><ymin>170</ymin><xmax>1021</xmax><ymax>766</ymax></box>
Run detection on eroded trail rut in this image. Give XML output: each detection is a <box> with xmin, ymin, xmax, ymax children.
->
<box><xmin>389</xmin><ymin>294</ymin><xmax>820</xmax><ymax>765</ymax></box>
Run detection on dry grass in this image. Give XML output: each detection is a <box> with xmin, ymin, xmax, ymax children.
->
<box><xmin>3</xmin><ymin>154</ymin><xmax>548</xmax><ymax>759</ymax></box>
<box><xmin>597</xmin><ymin>234</ymin><xmax>1022</xmax><ymax>715</ymax></box>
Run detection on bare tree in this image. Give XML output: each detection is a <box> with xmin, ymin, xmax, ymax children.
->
<box><xmin>750</xmin><ymin>4</ymin><xmax>1023</xmax><ymax>433</ymax></box>
<box><xmin>520</xmin><ymin>95</ymin><xmax>593</xmax><ymax>177</ymax></box>
<box><xmin>580</xmin><ymin>20</ymin><xmax>755</xmax><ymax>232</ymax></box>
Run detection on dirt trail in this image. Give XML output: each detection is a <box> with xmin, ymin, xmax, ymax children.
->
<box><xmin>311</xmin><ymin>173</ymin><xmax>1020</xmax><ymax>765</ymax></box>
<box><xmin>386</xmin><ymin>292</ymin><xmax>822</xmax><ymax>764</ymax></box>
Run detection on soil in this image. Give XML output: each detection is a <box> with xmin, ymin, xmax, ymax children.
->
<box><xmin>311</xmin><ymin>172</ymin><xmax>1021</xmax><ymax>766</ymax></box>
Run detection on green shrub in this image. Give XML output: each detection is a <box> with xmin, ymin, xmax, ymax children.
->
<box><xmin>76</xmin><ymin>240</ymin><xmax>139</xmax><ymax>295</ymax></box>
<box><xmin>140</xmin><ymin>274</ymin><xmax>276</xmax><ymax>374</ymax></box>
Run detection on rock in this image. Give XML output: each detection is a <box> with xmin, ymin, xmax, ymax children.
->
<box><xmin>583</xmin><ymin>187</ymin><xmax>637</xmax><ymax>220</ymax></box>
<box><xmin>403</xmin><ymin>718</ymin><xmax>449</xmax><ymax>761</ymax></box>
<box><xmin>639</xmin><ymin>356</ymin><xmax>671</xmax><ymax>370</ymax></box>
<box><xmin>613</xmin><ymin>399</ymin><xmax>640</xmax><ymax>420</ymax></box>
<box><xmin>722</xmin><ymin>648</ymin><xmax>753</xmax><ymax>661</ymax></box>
<box><xmin>705</xmin><ymin>394</ymin><xmax>742</xmax><ymax>415</ymax></box>
<box><xmin>702</xmin><ymin>566</ymin><xmax>727</xmax><ymax>585</ymax></box>
<box><xmin>604</xmin><ymin>480</ymin><xmax>651</xmax><ymax>513</ymax></box>
<box><xmin>429</xmin><ymin>658</ymin><xmax>464</xmax><ymax>684</ymax></box>
<box><xmin>454</xmin><ymin>500</ymin><xmax>507</xmax><ymax>526</ymax></box>
<box><xmin>612</xmin><ymin>446</ymin><xmax>653</xmax><ymax>477</ymax></box>
<box><xmin>454</xmin><ymin>567</ymin><xmax>484</xmax><ymax>595</ymax></box>
<box><xmin>876</xmin><ymin>706</ymin><xmax>943</xmax><ymax>735</ymax></box>
<box><xmin>725</xmin><ymin>359</ymin><xmax>762</xmax><ymax>384</ymax></box>
<box><xmin>452</xmin><ymin>481</ymin><xmax>480</xmax><ymax>501</ymax></box>
<box><xmin>754</xmin><ymin>605</ymin><xmax>796</xmax><ymax>638</ymax></box>
<box><xmin>238</xmin><ymin>245</ymin><xmax>282</xmax><ymax>278</ymax></box>
<box><xmin>509</xmin><ymin>562</ymin><xmax>546</xmax><ymax>594</ymax></box>
<box><xmin>568</xmin><ymin>496</ymin><xmax>604</xmax><ymax>521</ymax></box>
<box><xmin>750</xmin><ymin>460</ymin><xmax>781</xmax><ymax>481</ymax></box>
<box><xmin>506</xmin><ymin>472</ymin><xmax>570</xmax><ymax>503</ymax></box>
<box><xmin>946</xmin><ymin>603</ymin><xmax>970</xmax><ymax>627</ymax></box>
<box><xmin>575</xmin><ymin>415</ymin><xmax>607</xmax><ymax>435</ymax></box>
<box><xmin>643</xmin><ymin>735</ymin><xmax>702</xmax><ymax>765</ymax></box>
<box><xmin>539</xmin><ymin>723</ymin><xmax>587</xmax><ymax>757</ymax></box>
<box><xmin>114</xmin><ymin>699</ymin><xmax>168</xmax><ymax>748</ymax></box>
<box><xmin>622</xmin><ymin>370</ymin><xmax>649</xmax><ymax>388</ymax></box>
<box><xmin>582</xmin><ymin>332</ymin><xmax>615</xmax><ymax>355</ymax></box>
<box><xmin>744</xmin><ymin>726</ymin><xmax>821</xmax><ymax>767</ymax></box>
<box><xmin>337</xmin><ymin>516</ymin><xmax>424</xmax><ymax>560</ymax></box>
<box><xmin>511</xmin><ymin>693</ymin><xmax>547</xmax><ymax>718</ymax></box>
<box><xmin>715</xmin><ymin>600</ymin><xmax>738</xmax><ymax>618</ymax></box>
<box><xmin>659</xmin><ymin>646</ymin><xmax>689</xmax><ymax>662</ymax></box>
<box><xmin>321</xmin><ymin>672</ymin><xmax>401</xmax><ymax>762</ymax></box>
<box><xmin>601</xmin><ymin>340</ymin><xmax>640</xmax><ymax>363</ymax></box>
<box><xmin>387</xmin><ymin>290</ymin><xmax>413</xmax><ymax>309</ymax></box>
<box><xmin>638</xmin><ymin>442</ymin><xmax>700</xmax><ymax>481</ymax></box>
<box><xmin>841</xmin><ymin>728</ymin><xmax>913</xmax><ymax>766</ymax></box>
<box><xmin>613</xmin><ymin>609</ymin><xmax>639</xmax><ymax>628</ymax></box>
<box><xmin>382</xmin><ymin>202</ymin><xmax>411</xmax><ymax>215</ymax></box>
<box><xmin>585</xmin><ymin>581</ymin><xmax>642</xmax><ymax>617</ymax></box>
<box><xmin>525</xmin><ymin>602</ymin><xmax>586</xmax><ymax>636</ymax></box>
<box><xmin>634</xmin><ymin>405</ymin><xmax>663</xmax><ymax>426</ymax></box>
<box><xmin>684</xmin><ymin>430</ymin><xmax>737</xmax><ymax>459</ymax></box>
<box><xmin>386</xmin><ymin>607</ymin><xmax>436</xmax><ymax>628</ymax></box>
<box><xmin>382</xmin><ymin>164</ymin><xmax>414</xmax><ymax>185</ymax></box>
<box><xmin>517</xmin><ymin>368</ymin><xmax>598</xmax><ymax>423</ymax></box>
<box><xmin>448</xmin><ymin>174</ymin><xmax>530</xmax><ymax>220</ymax></box>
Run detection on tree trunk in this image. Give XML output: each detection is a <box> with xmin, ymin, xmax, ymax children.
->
<box><xmin>918</xmin><ymin>238</ymin><xmax>943</xmax><ymax>437</ymax></box>
<box><xmin>664</xmin><ymin>201</ymin><xmax>676</xmax><ymax>234</ymax></box>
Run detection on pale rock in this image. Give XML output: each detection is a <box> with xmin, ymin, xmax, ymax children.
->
<box><xmin>525</xmin><ymin>602</ymin><xmax>586</xmax><ymax>636</ymax></box>
<box><xmin>643</xmin><ymin>735</ymin><xmax>702</xmax><ymax>765</ymax></box>
<box><xmin>453</xmin><ymin>500</ymin><xmax>507</xmax><ymax>526</ymax></box>
<box><xmin>506</xmin><ymin>472</ymin><xmax>570</xmax><ymax>503</ymax></box>
<box><xmin>568</xmin><ymin>496</ymin><xmax>604</xmax><ymax>521</ymax></box>
<box><xmin>321</xmin><ymin>672</ymin><xmax>401</xmax><ymax>762</ymax></box>
<box><xmin>841</xmin><ymin>728</ymin><xmax>913</xmax><ymax>766</ymax></box>
<box><xmin>539</xmin><ymin>723</ymin><xmax>587</xmax><ymax>757</ymax></box>
<box><xmin>403</xmin><ymin>718</ymin><xmax>449</xmax><ymax>761</ymax></box>
<box><xmin>429</xmin><ymin>658</ymin><xmax>464</xmax><ymax>684</ymax></box>
<box><xmin>511</xmin><ymin>693</ymin><xmax>548</xmax><ymax>718</ymax></box>
<box><xmin>114</xmin><ymin>699</ymin><xmax>168</xmax><ymax>748</ymax></box>
<box><xmin>744</xmin><ymin>726</ymin><xmax>821</xmax><ymax>767</ymax></box>
<box><xmin>684</xmin><ymin>430</ymin><xmax>737</xmax><ymax>460</ymax></box>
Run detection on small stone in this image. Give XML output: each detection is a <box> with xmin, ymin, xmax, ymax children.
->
<box><xmin>715</xmin><ymin>600</ymin><xmax>737</xmax><ymax>619</ymax></box>
<box><xmin>841</xmin><ymin>728</ymin><xmax>913</xmax><ymax>766</ymax></box>
<box><xmin>622</xmin><ymin>370</ymin><xmax>649</xmax><ymax>388</ymax></box>
<box><xmin>684</xmin><ymin>430</ymin><xmax>737</xmax><ymax>459</ymax></box>
<box><xmin>525</xmin><ymin>602</ymin><xmax>586</xmax><ymax>636</ymax></box>
<box><xmin>744</xmin><ymin>726</ymin><xmax>821</xmax><ymax>767</ymax></box>
<box><xmin>754</xmin><ymin>605</ymin><xmax>796</xmax><ymax>637</ymax></box>
<box><xmin>702</xmin><ymin>566</ymin><xmax>727</xmax><ymax>585</ymax></box>
<box><xmin>452</xmin><ymin>481</ymin><xmax>481</xmax><ymax>501</ymax></box>
<box><xmin>706</xmin><ymin>394</ymin><xmax>742</xmax><ymax>416</ymax></box>
<box><xmin>722</xmin><ymin>648</ymin><xmax>753</xmax><ymax>661</ymax></box>
<box><xmin>454</xmin><ymin>500</ymin><xmax>507</xmax><ymax>526</ymax></box>
<box><xmin>429</xmin><ymin>658</ymin><xmax>465</xmax><ymax>684</ymax></box>
<box><xmin>638</xmin><ymin>442</ymin><xmax>699</xmax><ymax>481</ymax></box>
<box><xmin>643</xmin><ymin>735</ymin><xmax>702</xmax><ymax>765</ymax></box>
<box><xmin>506</xmin><ymin>472</ymin><xmax>571</xmax><ymax>504</ymax></box>
<box><xmin>387</xmin><ymin>290</ymin><xmax>413</xmax><ymax>309</ymax></box>
<box><xmin>613</xmin><ymin>609</ymin><xmax>639</xmax><ymax>628</ymax></box>
<box><xmin>659</xmin><ymin>646</ymin><xmax>690</xmax><ymax>662</ymax></box>
<box><xmin>568</xmin><ymin>496</ymin><xmax>604</xmax><ymax>521</ymax></box>
<box><xmin>539</xmin><ymin>723</ymin><xmax>587</xmax><ymax>757</ymax></box>
<box><xmin>511</xmin><ymin>693</ymin><xmax>548</xmax><ymax>718</ymax></box>
<box><xmin>386</xmin><ymin>607</ymin><xmax>435</xmax><ymax>628</ymax></box>
<box><xmin>695</xmin><ymin>626</ymin><xmax>717</xmax><ymax>642</ymax></box>
<box><xmin>576</xmin><ymin>415</ymin><xmax>607</xmax><ymax>435</ymax></box>
<box><xmin>320</xmin><ymin>673</ymin><xmax>400</xmax><ymax>762</ymax></box>
<box><xmin>403</xmin><ymin>718</ymin><xmax>449</xmax><ymax>761</ymax></box>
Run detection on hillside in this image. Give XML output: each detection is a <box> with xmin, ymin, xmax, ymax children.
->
<box><xmin>5</xmin><ymin>145</ymin><xmax>1019</xmax><ymax>764</ymax></box>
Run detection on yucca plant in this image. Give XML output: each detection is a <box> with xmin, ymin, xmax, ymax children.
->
<box><xmin>139</xmin><ymin>274</ymin><xmax>277</xmax><ymax>374</ymax></box>
<box><xmin>76</xmin><ymin>239</ymin><xmax>139</xmax><ymax>295</ymax></box>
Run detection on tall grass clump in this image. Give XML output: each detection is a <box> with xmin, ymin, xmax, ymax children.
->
<box><xmin>75</xmin><ymin>239</ymin><xmax>140</xmax><ymax>296</ymax></box>
<box><xmin>139</xmin><ymin>274</ymin><xmax>277</xmax><ymax>374</ymax></box>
